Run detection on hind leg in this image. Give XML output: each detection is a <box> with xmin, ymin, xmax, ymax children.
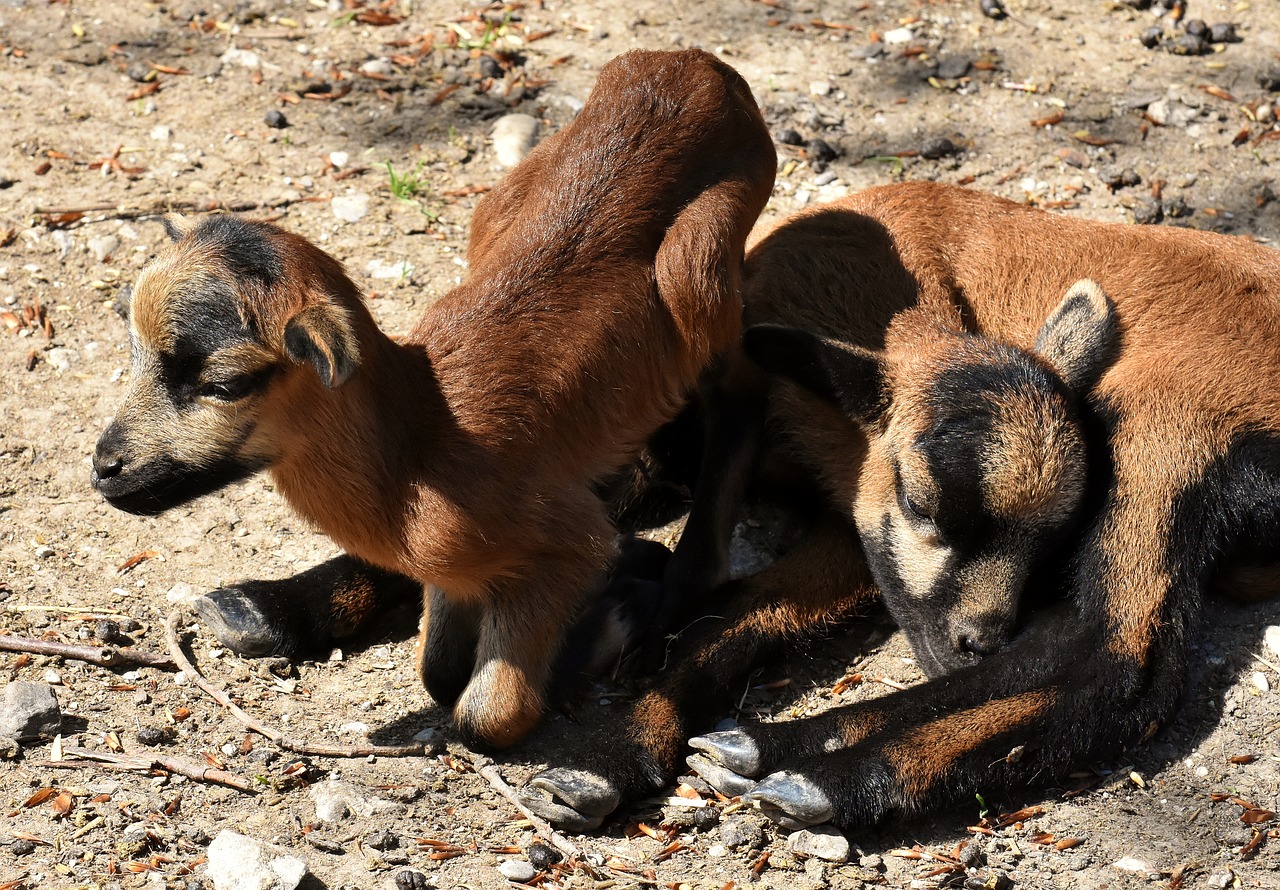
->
<box><xmin>196</xmin><ymin>554</ymin><xmax>421</xmax><ymax>658</ymax></box>
<box><xmin>520</xmin><ymin>512</ymin><xmax>877</xmax><ymax>830</ymax></box>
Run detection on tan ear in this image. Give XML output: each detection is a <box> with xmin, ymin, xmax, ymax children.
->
<box><xmin>283</xmin><ymin>303</ymin><xmax>361</xmax><ymax>388</ymax></box>
<box><xmin>161</xmin><ymin>213</ymin><xmax>191</xmax><ymax>242</ymax></box>
<box><xmin>1033</xmin><ymin>279</ymin><xmax>1118</xmax><ymax>396</ymax></box>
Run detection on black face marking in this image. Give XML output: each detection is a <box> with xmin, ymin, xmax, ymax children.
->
<box><xmin>156</xmin><ymin>282</ymin><xmax>263</xmax><ymax>404</ymax></box>
<box><xmin>91</xmin><ymin>447</ymin><xmax>267</xmax><ymax>515</ymax></box>
<box><xmin>188</xmin><ymin>216</ymin><xmax>284</xmax><ymax>288</ymax></box>
<box><xmin>916</xmin><ymin>354</ymin><xmax>1068</xmax><ymax>547</ymax></box>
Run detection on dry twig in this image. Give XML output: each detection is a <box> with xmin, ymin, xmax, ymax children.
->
<box><xmin>38</xmin><ymin>744</ymin><xmax>256</xmax><ymax>793</ymax></box>
<box><xmin>469</xmin><ymin>754</ymin><xmax>584</xmax><ymax>864</ymax></box>
<box><xmin>164</xmin><ymin>608</ymin><xmax>427</xmax><ymax>758</ymax></box>
<box><xmin>0</xmin><ymin>632</ymin><xmax>176</xmax><ymax>671</ymax></box>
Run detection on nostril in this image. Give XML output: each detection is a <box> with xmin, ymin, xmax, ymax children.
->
<box><xmin>958</xmin><ymin>632</ymin><xmax>995</xmax><ymax>657</ymax></box>
<box><xmin>94</xmin><ymin>453</ymin><xmax>124</xmax><ymax>481</ymax></box>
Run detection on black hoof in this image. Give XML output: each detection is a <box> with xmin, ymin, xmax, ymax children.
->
<box><xmin>195</xmin><ymin>588</ymin><xmax>293</xmax><ymax>657</ymax></box>
<box><xmin>685</xmin><ymin>753</ymin><xmax>757</xmax><ymax>798</ymax></box>
<box><xmin>745</xmin><ymin>770</ymin><xmax>835</xmax><ymax>829</ymax></box>
<box><xmin>519</xmin><ymin>768</ymin><xmax>621</xmax><ymax>832</ymax></box>
<box><xmin>688</xmin><ymin>729</ymin><xmax>763</xmax><ymax>776</ymax></box>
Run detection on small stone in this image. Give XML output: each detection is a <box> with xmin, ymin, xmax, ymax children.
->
<box><xmin>935</xmin><ymin>56</ymin><xmax>971</xmax><ymax>80</ymax></box>
<box><xmin>527</xmin><ymin>842</ymin><xmax>562</xmax><ymax>871</ymax></box>
<box><xmin>491</xmin><ymin>113</ymin><xmax>540</xmax><ymax>168</ymax></box>
<box><xmin>1165</xmin><ymin>196</ymin><xmax>1192</xmax><ymax>218</ymax></box>
<box><xmin>1208</xmin><ymin>23</ymin><xmax>1238</xmax><ymax>44</ymax></box>
<box><xmin>310</xmin><ymin>778</ymin><xmax>355</xmax><ymax>822</ymax></box>
<box><xmin>1182</xmin><ymin>19</ymin><xmax>1208</xmax><ymax>39</ymax></box>
<box><xmin>1167</xmin><ymin>34</ymin><xmax>1208</xmax><ymax>56</ymax></box>
<box><xmin>788</xmin><ymin>825</ymin><xmax>850</xmax><ymax>863</ymax></box>
<box><xmin>366</xmin><ymin>829</ymin><xmax>398</xmax><ymax>851</ymax></box>
<box><xmin>219</xmin><ymin>47</ymin><xmax>262</xmax><ymax>70</ymax></box>
<box><xmin>1055</xmin><ymin>148</ymin><xmax>1090</xmax><ymax>169</ymax></box>
<box><xmin>808</xmin><ymin>138</ymin><xmax>838</xmax><ymax>163</ymax></box>
<box><xmin>394</xmin><ymin>870</ymin><xmax>433</xmax><ymax>890</ymax></box>
<box><xmin>1139</xmin><ymin>27</ymin><xmax>1163</xmax><ymax>49</ymax></box>
<box><xmin>883</xmin><ymin>26</ymin><xmax>914</xmax><ymax>44</ymax></box>
<box><xmin>1132</xmin><ymin>199</ymin><xmax>1164</xmax><ymax>225</ymax></box>
<box><xmin>126</xmin><ymin>62</ymin><xmax>154</xmax><ymax>83</ymax></box>
<box><xmin>136</xmin><ymin>726</ymin><xmax>173</xmax><ymax>746</ymax></box>
<box><xmin>719</xmin><ymin>816</ymin><xmax>764</xmax><ymax>850</ymax></box>
<box><xmin>1</xmin><ymin>682</ymin><xmax>61</xmax><ymax>741</ymax></box>
<box><xmin>775</xmin><ymin>128</ymin><xmax>804</xmax><ymax>146</ymax></box>
<box><xmin>859</xmin><ymin>853</ymin><xmax>884</xmax><ymax>869</ymax></box>
<box><xmin>264</xmin><ymin>110</ymin><xmax>289</xmax><ymax>129</ymax></box>
<box><xmin>708</xmin><ymin>844</ymin><xmax>729</xmax><ymax>857</ymax></box>
<box><xmin>10</xmin><ymin>839</ymin><xmax>37</xmax><ymax>856</ymax></box>
<box><xmin>332</xmin><ymin>193</ymin><xmax>370</xmax><ymax>223</ymax></box>
<box><xmin>920</xmin><ymin>136</ymin><xmax>958</xmax><ymax>160</ymax></box>
<box><xmin>328</xmin><ymin>151</ymin><xmax>349</xmax><ymax>169</ymax></box>
<box><xmin>360</xmin><ymin>58</ymin><xmax>393</xmax><ymax>76</ymax></box>
<box><xmin>367</xmin><ymin>259</ymin><xmax>414</xmax><ymax>280</ymax></box>
<box><xmin>497</xmin><ymin>860</ymin><xmax>538</xmax><ymax>883</ymax></box>
<box><xmin>411</xmin><ymin>726</ymin><xmax>445</xmax><ymax>753</ymax></box>
<box><xmin>808</xmin><ymin>80</ymin><xmax>831</xmax><ymax>97</ymax></box>
<box><xmin>849</xmin><ymin>42</ymin><xmax>885</xmax><ymax>61</ymax></box>
<box><xmin>88</xmin><ymin>234</ymin><xmax>121</xmax><ymax>262</ymax></box>
<box><xmin>1252</xmin><ymin>671</ymin><xmax>1271</xmax><ymax>693</ymax></box>
<box><xmin>166</xmin><ymin>582</ymin><xmax>197</xmax><ymax>603</ymax></box>
<box><xmin>693</xmin><ymin>806</ymin><xmax>721</xmax><ymax>830</ymax></box>
<box><xmin>1259</xmin><ymin>69</ymin><xmax>1280</xmax><ymax>93</ymax></box>
<box><xmin>0</xmin><ymin>175</ymin><xmax>13</xmax><ymax>189</ymax></box>
<box><xmin>95</xmin><ymin>619</ymin><xmax>127</xmax><ymax>645</ymax></box>
<box><xmin>206</xmin><ymin>830</ymin><xmax>309</xmax><ymax>890</ymax></box>
<box><xmin>479</xmin><ymin>56</ymin><xmax>503</xmax><ymax>79</ymax></box>
<box><xmin>1102</xmin><ymin>167</ymin><xmax>1141</xmax><ymax>190</ymax></box>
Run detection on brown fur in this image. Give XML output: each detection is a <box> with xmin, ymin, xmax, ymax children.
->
<box><xmin>521</xmin><ymin>181</ymin><xmax>1280</xmax><ymax>832</ymax></box>
<box><xmin>93</xmin><ymin>49</ymin><xmax>776</xmax><ymax>748</ymax></box>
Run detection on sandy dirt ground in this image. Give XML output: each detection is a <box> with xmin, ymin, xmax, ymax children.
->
<box><xmin>2</xmin><ymin>0</ymin><xmax>1280</xmax><ymax>888</ymax></box>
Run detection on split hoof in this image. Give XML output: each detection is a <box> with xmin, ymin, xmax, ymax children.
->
<box><xmin>688</xmin><ymin>729</ymin><xmax>763</xmax><ymax>776</ymax></box>
<box><xmin>685</xmin><ymin>753</ymin><xmax>757</xmax><ymax>798</ymax></box>
<box><xmin>745</xmin><ymin>770</ymin><xmax>835</xmax><ymax>829</ymax></box>
<box><xmin>519</xmin><ymin>768</ymin><xmax>620</xmax><ymax>832</ymax></box>
<box><xmin>194</xmin><ymin>588</ymin><xmax>291</xmax><ymax>658</ymax></box>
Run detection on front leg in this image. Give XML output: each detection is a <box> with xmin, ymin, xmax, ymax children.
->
<box><xmin>196</xmin><ymin>554</ymin><xmax>421</xmax><ymax>657</ymax></box>
<box><xmin>520</xmin><ymin>513</ymin><xmax>877</xmax><ymax>830</ymax></box>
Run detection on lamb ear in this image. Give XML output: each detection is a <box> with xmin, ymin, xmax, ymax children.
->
<box><xmin>161</xmin><ymin>213</ymin><xmax>191</xmax><ymax>242</ymax></box>
<box><xmin>743</xmin><ymin>323</ymin><xmax>887</xmax><ymax>423</ymax></box>
<box><xmin>283</xmin><ymin>303</ymin><xmax>361</xmax><ymax>388</ymax></box>
<box><xmin>1033</xmin><ymin>279</ymin><xmax>1119</xmax><ymax>396</ymax></box>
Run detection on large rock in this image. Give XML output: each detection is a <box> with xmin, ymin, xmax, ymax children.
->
<box><xmin>205</xmin><ymin>830</ymin><xmax>308</xmax><ymax>890</ymax></box>
<box><xmin>1</xmin><ymin>682</ymin><xmax>61</xmax><ymax>741</ymax></box>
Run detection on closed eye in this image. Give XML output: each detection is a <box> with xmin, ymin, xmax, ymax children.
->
<box><xmin>198</xmin><ymin>367</ymin><xmax>274</xmax><ymax>402</ymax></box>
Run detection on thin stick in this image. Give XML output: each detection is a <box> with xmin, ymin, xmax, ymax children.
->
<box><xmin>164</xmin><ymin>608</ymin><xmax>427</xmax><ymax>758</ymax></box>
<box><xmin>469</xmin><ymin>754</ymin><xmax>585</xmax><ymax>864</ymax></box>
<box><xmin>41</xmin><ymin>745</ymin><xmax>257</xmax><ymax>793</ymax></box>
<box><xmin>0</xmin><ymin>633</ymin><xmax>176</xmax><ymax>671</ymax></box>
<box><xmin>34</xmin><ymin>194</ymin><xmax>327</xmax><ymax>224</ymax></box>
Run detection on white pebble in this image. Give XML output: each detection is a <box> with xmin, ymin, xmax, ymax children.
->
<box><xmin>883</xmin><ymin>26</ymin><xmax>915</xmax><ymax>44</ymax></box>
<box><xmin>331</xmin><ymin>193</ymin><xmax>370</xmax><ymax>223</ymax></box>
<box><xmin>1252</xmin><ymin>671</ymin><xmax>1271</xmax><ymax>694</ymax></box>
<box><xmin>328</xmin><ymin>150</ymin><xmax>349</xmax><ymax>168</ymax></box>
<box><xmin>498</xmin><ymin>860</ymin><xmax>538</xmax><ymax>883</ymax></box>
<box><xmin>491</xmin><ymin>113</ymin><xmax>540</xmax><ymax>168</ymax></box>
<box><xmin>173</xmin><ymin>670</ymin><xmax>189</xmax><ymax>687</ymax></box>
<box><xmin>808</xmin><ymin>80</ymin><xmax>832</xmax><ymax>97</ymax></box>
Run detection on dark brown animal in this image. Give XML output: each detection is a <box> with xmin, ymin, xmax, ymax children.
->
<box><xmin>520</xmin><ymin>180</ymin><xmax>1280</xmax><ymax>832</ymax></box>
<box><xmin>91</xmin><ymin>49</ymin><xmax>776</xmax><ymax>749</ymax></box>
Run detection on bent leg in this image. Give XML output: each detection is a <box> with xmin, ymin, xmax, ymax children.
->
<box><xmin>520</xmin><ymin>512</ymin><xmax>877</xmax><ymax>830</ymax></box>
<box><xmin>196</xmin><ymin>554</ymin><xmax>421</xmax><ymax>658</ymax></box>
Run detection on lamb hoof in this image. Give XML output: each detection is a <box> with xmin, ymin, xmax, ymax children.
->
<box><xmin>195</xmin><ymin>588</ymin><xmax>291</xmax><ymax>657</ymax></box>
<box><xmin>745</xmin><ymin>771</ymin><xmax>835</xmax><ymax>829</ymax></box>
<box><xmin>685</xmin><ymin>753</ymin><xmax>757</xmax><ymax>798</ymax></box>
<box><xmin>688</xmin><ymin>729</ymin><xmax>763</xmax><ymax>776</ymax></box>
<box><xmin>519</xmin><ymin>768</ymin><xmax>620</xmax><ymax>832</ymax></box>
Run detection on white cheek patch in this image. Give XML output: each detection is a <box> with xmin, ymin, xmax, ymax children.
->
<box><xmin>887</xmin><ymin>510</ymin><xmax>950</xmax><ymax>599</ymax></box>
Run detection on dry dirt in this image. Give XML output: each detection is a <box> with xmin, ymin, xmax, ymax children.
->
<box><xmin>3</xmin><ymin>1</ymin><xmax>1280</xmax><ymax>888</ymax></box>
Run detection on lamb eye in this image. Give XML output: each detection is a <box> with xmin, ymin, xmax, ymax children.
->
<box><xmin>900</xmin><ymin>488</ymin><xmax>933</xmax><ymax>523</ymax></box>
<box><xmin>199</xmin><ymin>374</ymin><xmax>257</xmax><ymax>402</ymax></box>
